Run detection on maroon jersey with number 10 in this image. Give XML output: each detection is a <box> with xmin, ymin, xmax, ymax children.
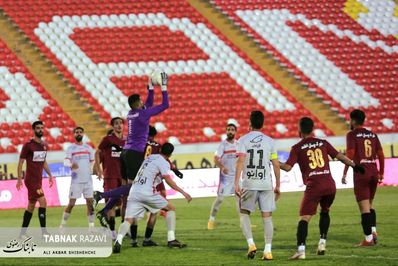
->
<box><xmin>286</xmin><ymin>137</ymin><xmax>339</xmax><ymax>191</ymax></box>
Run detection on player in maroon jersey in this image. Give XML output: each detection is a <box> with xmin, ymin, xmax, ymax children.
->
<box><xmin>280</xmin><ymin>117</ymin><xmax>363</xmax><ymax>259</ymax></box>
<box><xmin>342</xmin><ymin>109</ymin><xmax>384</xmax><ymax>246</ymax></box>
<box><xmin>94</xmin><ymin>117</ymin><xmax>125</xmax><ymax>239</ymax></box>
<box><xmin>16</xmin><ymin>121</ymin><xmax>54</xmax><ymax>237</ymax></box>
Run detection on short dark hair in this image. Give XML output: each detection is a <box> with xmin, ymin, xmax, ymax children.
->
<box><xmin>250</xmin><ymin>111</ymin><xmax>264</xmax><ymax>129</ymax></box>
<box><xmin>299</xmin><ymin>117</ymin><xmax>314</xmax><ymax>135</ymax></box>
<box><xmin>74</xmin><ymin>126</ymin><xmax>84</xmax><ymax>133</ymax></box>
<box><xmin>350</xmin><ymin>109</ymin><xmax>366</xmax><ymax>125</ymax></box>
<box><xmin>161</xmin><ymin>142</ymin><xmax>174</xmax><ymax>156</ymax></box>
<box><xmin>128</xmin><ymin>94</ymin><xmax>140</xmax><ymax>109</ymax></box>
<box><xmin>32</xmin><ymin>120</ymin><xmax>43</xmax><ymax>129</ymax></box>
<box><xmin>110</xmin><ymin>117</ymin><xmax>123</xmax><ymax>126</ymax></box>
<box><xmin>226</xmin><ymin>123</ymin><xmax>237</xmax><ymax>130</ymax></box>
<box><xmin>149</xmin><ymin>125</ymin><xmax>157</xmax><ymax>137</ymax></box>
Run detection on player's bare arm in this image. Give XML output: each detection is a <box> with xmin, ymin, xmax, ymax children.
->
<box><xmin>43</xmin><ymin>161</ymin><xmax>54</xmax><ymax>188</ymax></box>
<box><xmin>271</xmin><ymin>159</ymin><xmax>281</xmax><ymax>201</ymax></box>
<box><xmin>94</xmin><ymin>149</ymin><xmax>103</xmax><ymax>180</ymax></box>
<box><xmin>214</xmin><ymin>156</ymin><xmax>227</xmax><ymax>174</ymax></box>
<box><xmin>377</xmin><ymin>148</ymin><xmax>385</xmax><ymax>184</ymax></box>
<box><xmin>234</xmin><ymin>154</ymin><xmax>245</xmax><ymax>197</ymax></box>
<box><xmin>279</xmin><ymin>162</ymin><xmax>292</xmax><ymax>172</ymax></box>
<box><xmin>163</xmin><ymin>174</ymin><xmax>192</xmax><ymax>202</ymax></box>
<box><xmin>342</xmin><ymin>149</ymin><xmax>355</xmax><ymax>184</ymax></box>
<box><xmin>16</xmin><ymin>158</ymin><xmax>25</xmax><ymax>190</ymax></box>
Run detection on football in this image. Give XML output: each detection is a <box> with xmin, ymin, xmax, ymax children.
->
<box><xmin>150</xmin><ymin>69</ymin><xmax>165</xmax><ymax>86</ymax></box>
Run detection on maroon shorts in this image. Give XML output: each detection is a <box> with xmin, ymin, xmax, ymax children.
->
<box><xmin>300</xmin><ymin>188</ymin><xmax>336</xmax><ymax>216</ymax></box>
<box><xmin>354</xmin><ymin>175</ymin><xmax>378</xmax><ymax>202</ymax></box>
<box><xmin>103</xmin><ymin>178</ymin><xmax>122</xmax><ymax>192</ymax></box>
<box><xmin>25</xmin><ymin>181</ymin><xmax>44</xmax><ymax>201</ymax></box>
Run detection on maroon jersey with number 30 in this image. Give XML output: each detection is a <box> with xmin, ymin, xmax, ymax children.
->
<box><xmin>346</xmin><ymin>128</ymin><xmax>382</xmax><ymax>176</ymax></box>
<box><xmin>286</xmin><ymin>137</ymin><xmax>339</xmax><ymax>190</ymax></box>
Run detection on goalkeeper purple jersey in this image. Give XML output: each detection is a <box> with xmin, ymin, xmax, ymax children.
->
<box><xmin>124</xmin><ymin>89</ymin><xmax>169</xmax><ymax>152</ymax></box>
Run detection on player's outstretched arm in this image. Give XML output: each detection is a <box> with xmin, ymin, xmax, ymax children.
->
<box><xmin>336</xmin><ymin>152</ymin><xmax>364</xmax><ymax>184</ymax></box>
<box><xmin>163</xmin><ymin>174</ymin><xmax>192</xmax><ymax>202</ymax></box>
<box><xmin>279</xmin><ymin>161</ymin><xmax>292</xmax><ymax>172</ymax></box>
<box><xmin>16</xmin><ymin>158</ymin><xmax>25</xmax><ymax>190</ymax></box>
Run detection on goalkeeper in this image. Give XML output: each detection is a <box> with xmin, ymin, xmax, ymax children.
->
<box><xmin>94</xmin><ymin>71</ymin><xmax>169</xmax><ymax>229</ymax></box>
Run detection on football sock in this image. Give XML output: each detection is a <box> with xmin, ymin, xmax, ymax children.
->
<box><xmin>38</xmin><ymin>207</ymin><xmax>46</xmax><ymax>232</ymax></box>
<box><xmin>109</xmin><ymin>216</ymin><xmax>115</xmax><ymax>231</ymax></box>
<box><xmin>88</xmin><ymin>213</ymin><xmax>94</xmax><ymax>226</ymax></box>
<box><xmin>319</xmin><ymin>211</ymin><xmax>330</xmax><ymax>239</ymax></box>
<box><xmin>370</xmin><ymin>209</ymin><xmax>376</xmax><ymax>231</ymax></box>
<box><xmin>21</xmin><ymin>210</ymin><xmax>33</xmax><ymax>235</ymax></box>
<box><xmin>130</xmin><ymin>224</ymin><xmax>138</xmax><ymax>241</ymax></box>
<box><xmin>210</xmin><ymin>195</ymin><xmax>224</xmax><ymax>218</ymax></box>
<box><xmin>116</xmin><ymin>221</ymin><xmax>130</xmax><ymax>243</ymax></box>
<box><xmin>297</xmin><ymin>220</ymin><xmax>308</xmax><ymax>246</ymax></box>
<box><xmin>115</xmin><ymin>208</ymin><xmax>121</xmax><ymax>217</ymax></box>
<box><xmin>240</xmin><ymin>213</ymin><xmax>253</xmax><ymax>245</ymax></box>
<box><xmin>235</xmin><ymin>196</ymin><xmax>240</xmax><ymax>215</ymax></box>
<box><xmin>144</xmin><ymin>226</ymin><xmax>154</xmax><ymax>241</ymax></box>
<box><xmin>60</xmin><ymin>211</ymin><xmax>70</xmax><ymax>226</ymax></box>
<box><xmin>263</xmin><ymin>217</ymin><xmax>273</xmax><ymax>247</ymax></box>
<box><xmin>166</xmin><ymin>211</ymin><xmax>176</xmax><ymax>241</ymax></box>
<box><xmin>361</xmin><ymin>213</ymin><xmax>372</xmax><ymax>237</ymax></box>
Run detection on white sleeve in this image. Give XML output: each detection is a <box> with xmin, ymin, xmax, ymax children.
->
<box><xmin>236</xmin><ymin>138</ymin><xmax>246</xmax><ymax>155</ymax></box>
<box><xmin>89</xmin><ymin>146</ymin><xmax>95</xmax><ymax>162</ymax></box>
<box><xmin>159</xmin><ymin>159</ymin><xmax>171</xmax><ymax>176</ymax></box>
<box><xmin>64</xmin><ymin>146</ymin><xmax>72</xmax><ymax>167</ymax></box>
<box><xmin>215</xmin><ymin>142</ymin><xmax>224</xmax><ymax>158</ymax></box>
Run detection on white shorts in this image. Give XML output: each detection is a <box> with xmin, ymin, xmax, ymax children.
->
<box><xmin>125</xmin><ymin>192</ymin><xmax>168</xmax><ymax>219</ymax></box>
<box><xmin>240</xmin><ymin>190</ymin><xmax>276</xmax><ymax>213</ymax></box>
<box><xmin>69</xmin><ymin>182</ymin><xmax>93</xmax><ymax>199</ymax></box>
<box><xmin>217</xmin><ymin>174</ymin><xmax>235</xmax><ymax>196</ymax></box>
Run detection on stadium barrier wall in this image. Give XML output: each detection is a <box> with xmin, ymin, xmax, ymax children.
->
<box><xmin>1</xmin><ymin>159</ymin><xmax>396</xmax><ymax>209</ymax></box>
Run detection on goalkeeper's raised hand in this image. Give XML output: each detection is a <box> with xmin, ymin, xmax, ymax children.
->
<box><xmin>161</xmin><ymin>72</ymin><xmax>168</xmax><ymax>91</ymax></box>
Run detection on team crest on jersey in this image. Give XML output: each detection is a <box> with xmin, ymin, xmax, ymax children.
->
<box><xmin>250</xmin><ymin>135</ymin><xmax>263</xmax><ymax>143</ymax></box>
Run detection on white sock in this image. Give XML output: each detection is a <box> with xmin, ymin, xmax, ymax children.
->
<box><xmin>263</xmin><ymin>217</ymin><xmax>273</xmax><ymax>245</ymax></box>
<box><xmin>240</xmin><ymin>213</ymin><xmax>254</xmax><ymax>245</ymax></box>
<box><xmin>365</xmin><ymin>234</ymin><xmax>373</xmax><ymax>242</ymax></box>
<box><xmin>298</xmin><ymin>245</ymin><xmax>305</xmax><ymax>253</ymax></box>
<box><xmin>264</xmin><ymin>243</ymin><xmax>272</xmax><ymax>253</ymax></box>
<box><xmin>88</xmin><ymin>214</ymin><xmax>94</xmax><ymax>224</ymax></box>
<box><xmin>60</xmin><ymin>212</ymin><xmax>70</xmax><ymax>226</ymax></box>
<box><xmin>116</xmin><ymin>221</ymin><xmax>130</xmax><ymax>243</ymax></box>
<box><xmin>166</xmin><ymin>211</ymin><xmax>176</xmax><ymax>241</ymax></box>
<box><xmin>319</xmin><ymin>238</ymin><xmax>326</xmax><ymax>245</ymax></box>
<box><xmin>209</xmin><ymin>216</ymin><xmax>215</xmax><ymax>222</ymax></box>
<box><xmin>210</xmin><ymin>196</ymin><xmax>224</xmax><ymax>218</ymax></box>
<box><xmin>88</xmin><ymin>222</ymin><xmax>94</xmax><ymax>227</ymax></box>
<box><xmin>371</xmin><ymin>226</ymin><xmax>377</xmax><ymax>233</ymax></box>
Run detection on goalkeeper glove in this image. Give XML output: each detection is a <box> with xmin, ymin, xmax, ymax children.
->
<box><xmin>161</xmin><ymin>72</ymin><xmax>168</xmax><ymax>91</ymax></box>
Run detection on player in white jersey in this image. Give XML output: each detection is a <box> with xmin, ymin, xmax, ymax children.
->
<box><xmin>113</xmin><ymin>143</ymin><xmax>192</xmax><ymax>253</ymax></box>
<box><xmin>59</xmin><ymin>127</ymin><xmax>95</xmax><ymax>230</ymax></box>
<box><xmin>208</xmin><ymin>123</ymin><xmax>239</xmax><ymax>230</ymax></box>
<box><xmin>235</xmin><ymin>111</ymin><xmax>281</xmax><ymax>260</ymax></box>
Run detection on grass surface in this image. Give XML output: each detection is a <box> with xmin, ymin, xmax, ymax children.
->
<box><xmin>0</xmin><ymin>187</ymin><xmax>397</xmax><ymax>265</ymax></box>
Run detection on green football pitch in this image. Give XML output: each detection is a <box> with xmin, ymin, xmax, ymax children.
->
<box><xmin>1</xmin><ymin>187</ymin><xmax>397</xmax><ymax>265</ymax></box>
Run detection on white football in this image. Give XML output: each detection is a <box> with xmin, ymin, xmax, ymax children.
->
<box><xmin>150</xmin><ymin>69</ymin><xmax>164</xmax><ymax>86</ymax></box>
